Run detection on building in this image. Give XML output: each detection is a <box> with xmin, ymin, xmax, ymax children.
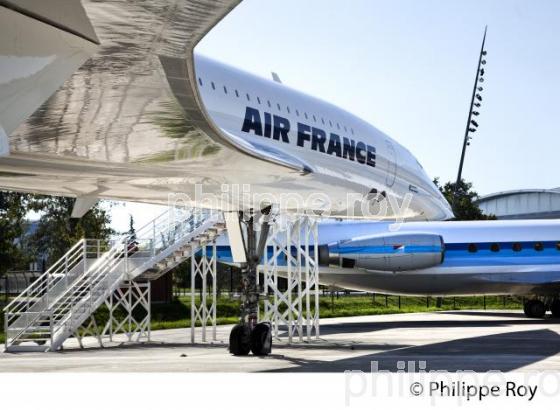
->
<box><xmin>476</xmin><ymin>189</ymin><xmax>560</xmax><ymax>220</ymax></box>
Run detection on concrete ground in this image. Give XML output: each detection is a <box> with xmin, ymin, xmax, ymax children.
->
<box><xmin>2</xmin><ymin>310</ymin><xmax>560</xmax><ymax>372</ymax></box>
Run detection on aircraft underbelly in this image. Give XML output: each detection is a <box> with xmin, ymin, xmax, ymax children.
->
<box><xmin>314</xmin><ymin>266</ymin><xmax>560</xmax><ymax>296</ymax></box>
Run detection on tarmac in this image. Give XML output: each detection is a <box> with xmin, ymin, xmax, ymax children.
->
<box><xmin>2</xmin><ymin>310</ymin><xmax>560</xmax><ymax>372</ymax></box>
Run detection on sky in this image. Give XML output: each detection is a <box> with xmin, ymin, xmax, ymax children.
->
<box><xmin>111</xmin><ymin>0</ymin><xmax>560</xmax><ymax>232</ymax></box>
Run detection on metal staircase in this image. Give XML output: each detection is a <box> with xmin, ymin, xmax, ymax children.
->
<box><xmin>3</xmin><ymin>207</ymin><xmax>225</xmax><ymax>352</ymax></box>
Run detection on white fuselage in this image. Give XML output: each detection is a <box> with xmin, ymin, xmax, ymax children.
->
<box><xmin>0</xmin><ymin>1</ymin><xmax>452</xmax><ymax>220</ymax></box>
<box><xmin>196</xmin><ymin>55</ymin><xmax>451</xmax><ymax>218</ymax></box>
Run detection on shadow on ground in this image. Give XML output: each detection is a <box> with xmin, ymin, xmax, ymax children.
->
<box><xmin>293</xmin><ymin>317</ymin><xmax>557</xmax><ymax>337</ymax></box>
<box><xmin>268</xmin><ymin>328</ymin><xmax>560</xmax><ymax>373</ymax></box>
<box><xmin>268</xmin><ymin>312</ymin><xmax>560</xmax><ymax>372</ymax></box>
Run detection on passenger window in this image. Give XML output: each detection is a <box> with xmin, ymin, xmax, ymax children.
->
<box><xmin>512</xmin><ymin>243</ymin><xmax>522</xmax><ymax>252</ymax></box>
<box><xmin>468</xmin><ymin>243</ymin><xmax>477</xmax><ymax>253</ymax></box>
<box><xmin>313</xmin><ymin>115</ymin><xmax>317</xmax><ymax>122</ymax></box>
<box><xmin>321</xmin><ymin>118</ymin><xmax>325</xmax><ymax>125</ymax></box>
<box><xmin>556</xmin><ymin>242</ymin><xmax>560</xmax><ymax>251</ymax></box>
<box><xmin>277</xmin><ymin>103</ymin><xmax>281</xmax><ymax>111</ymax></box>
<box><xmin>304</xmin><ymin>113</ymin><xmax>308</xmax><ymax>119</ymax></box>
<box><xmin>534</xmin><ymin>242</ymin><xmax>544</xmax><ymax>251</ymax></box>
<box><xmin>296</xmin><ymin>109</ymin><xmax>300</xmax><ymax>117</ymax></box>
<box><xmin>351</xmin><ymin>128</ymin><xmax>355</xmax><ymax>135</ymax></box>
<box><xmin>287</xmin><ymin>106</ymin><xmax>290</xmax><ymax>114</ymax></box>
<box><xmin>246</xmin><ymin>93</ymin><xmax>250</xmax><ymax>101</ymax></box>
<box><xmin>257</xmin><ymin>96</ymin><xmax>261</xmax><ymax>104</ymax></box>
<box><xmin>223</xmin><ymin>86</ymin><xmax>228</xmax><ymax>94</ymax></box>
<box><xmin>198</xmin><ymin>78</ymin><xmax>203</xmax><ymax>86</ymax></box>
<box><xmin>490</xmin><ymin>243</ymin><xmax>500</xmax><ymax>252</ymax></box>
<box><xmin>211</xmin><ymin>82</ymin><xmax>216</xmax><ymax>90</ymax></box>
<box><xmin>235</xmin><ymin>90</ymin><xmax>239</xmax><ymax>98</ymax></box>
<box><xmin>267</xmin><ymin>100</ymin><xmax>271</xmax><ymax>108</ymax></box>
<box><xmin>337</xmin><ymin>122</ymin><xmax>340</xmax><ymax>130</ymax></box>
<box><xmin>329</xmin><ymin>120</ymin><xmax>333</xmax><ymax>127</ymax></box>
<box><xmin>344</xmin><ymin>125</ymin><xmax>348</xmax><ymax>132</ymax></box>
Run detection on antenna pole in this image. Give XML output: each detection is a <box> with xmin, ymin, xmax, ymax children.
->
<box><xmin>453</xmin><ymin>26</ymin><xmax>488</xmax><ymax>212</ymax></box>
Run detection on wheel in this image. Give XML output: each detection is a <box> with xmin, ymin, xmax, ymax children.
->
<box><xmin>250</xmin><ymin>322</ymin><xmax>272</xmax><ymax>356</ymax></box>
<box><xmin>550</xmin><ymin>300</ymin><xmax>560</xmax><ymax>318</ymax></box>
<box><xmin>523</xmin><ymin>300</ymin><xmax>532</xmax><ymax>316</ymax></box>
<box><xmin>229</xmin><ymin>323</ymin><xmax>251</xmax><ymax>356</ymax></box>
<box><xmin>525</xmin><ymin>300</ymin><xmax>546</xmax><ymax>318</ymax></box>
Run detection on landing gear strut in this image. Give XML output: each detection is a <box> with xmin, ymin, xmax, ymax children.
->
<box><xmin>229</xmin><ymin>209</ymin><xmax>273</xmax><ymax>356</ymax></box>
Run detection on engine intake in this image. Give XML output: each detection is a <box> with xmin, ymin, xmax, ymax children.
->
<box><xmin>318</xmin><ymin>232</ymin><xmax>445</xmax><ymax>272</ymax></box>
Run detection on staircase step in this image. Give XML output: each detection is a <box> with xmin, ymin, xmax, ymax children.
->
<box><xmin>16</xmin><ymin>337</ymin><xmax>51</xmax><ymax>342</ymax></box>
<box><xmin>174</xmin><ymin>250</ymin><xmax>192</xmax><ymax>258</ymax></box>
<box><xmin>5</xmin><ymin>345</ymin><xmax>50</xmax><ymax>353</ymax></box>
<box><xmin>6</xmin><ymin>211</ymin><xmax>226</xmax><ymax>351</ymax></box>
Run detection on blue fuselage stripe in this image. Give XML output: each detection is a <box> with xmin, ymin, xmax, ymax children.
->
<box><xmin>202</xmin><ymin>241</ymin><xmax>560</xmax><ymax>267</ymax></box>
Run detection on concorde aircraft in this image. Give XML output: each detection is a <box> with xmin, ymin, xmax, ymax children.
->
<box><xmin>0</xmin><ymin>0</ymin><xmax>467</xmax><ymax>354</ymax></box>
<box><xmin>0</xmin><ymin>0</ymin><xmax>451</xmax><ymax>221</ymax></box>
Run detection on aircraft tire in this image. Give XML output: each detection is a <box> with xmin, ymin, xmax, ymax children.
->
<box><xmin>250</xmin><ymin>322</ymin><xmax>272</xmax><ymax>356</ymax></box>
<box><xmin>229</xmin><ymin>323</ymin><xmax>251</xmax><ymax>356</ymax></box>
<box><xmin>523</xmin><ymin>300</ymin><xmax>531</xmax><ymax>317</ymax></box>
<box><xmin>525</xmin><ymin>300</ymin><xmax>546</xmax><ymax>318</ymax></box>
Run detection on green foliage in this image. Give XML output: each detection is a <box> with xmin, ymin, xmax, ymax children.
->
<box><xmin>143</xmin><ymin>294</ymin><xmax>523</xmax><ymax>332</ymax></box>
<box><xmin>434</xmin><ymin>178</ymin><xmax>496</xmax><ymax>221</ymax></box>
<box><xmin>28</xmin><ymin>196</ymin><xmax>114</xmax><ymax>265</ymax></box>
<box><xmin>152</xmin><ymin>296</ymin><xmax>239</xmax><ymax>322</ymax></box>
<box><xmin>0</xmin><ymin>191</ymin><xmax>31</xmax><ymax>274</ymax></box>
<box><xmin>0</xmin><ymin>294</ymin><xmax>524</xmax><ymax>343</ymax></box>
<box><xmin>0</xmin><ymin>192</ymin><xmax>115</xmax><ymax>273</ymax></box>
<box><xmin>318</xmin><ymin>294</ymin><xmax>522</xmax><ymax>318</ymax></box>
<box><xmin>127</xmin><ymin>214</ymin><xmax>137</xmax><ymax>241</ymax></box>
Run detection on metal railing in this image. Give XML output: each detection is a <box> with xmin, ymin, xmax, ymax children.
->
<box><xmin>4</xmin><ymin>206</ymin><xmax>221</xmax><ymax>351</ymax></box>
<box><xmin>3</xmin><ymin>239</ymin><xmax>110</xmax><ymax>345</ymax></box>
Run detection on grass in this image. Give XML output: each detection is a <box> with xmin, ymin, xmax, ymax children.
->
<box><xmin>149</xmin><ymin>294</ymin><xmax>523</xmax><ymax>329</ymax></box>
<box><xmin>318</xmin><ymin>294</ymin><xmax>523</xmax><ymax>318</ymax></box>
<box><xmin>0</xmin><ymin>294</ymin><xmax>524</xmax><ymax>344</ymax></box>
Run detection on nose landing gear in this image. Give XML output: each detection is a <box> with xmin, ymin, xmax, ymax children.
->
<box><xmin>228</xmin><ymin>209</ymin><xmax>273</xmax><ymax>356</ymax></box>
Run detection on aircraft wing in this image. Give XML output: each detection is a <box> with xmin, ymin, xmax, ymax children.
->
<box><xmin>0</xmin><ymin>0</ymin><xmax>304</xmax><ymax>204</ymax></box>
<box><xmin>0</xmin><ymin>1</ymin><xmax>453</xmax><ymax>221</ymax></box>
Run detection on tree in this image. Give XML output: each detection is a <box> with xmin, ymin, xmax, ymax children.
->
<box><xmin>433</xmin><ymin>178</ymin><xmax>495</xmax><ymax>221</ymax></box>
<box><xmin>127</xmin><ymin>214</ymin><xmax>137</xmax><ymax>241</ymax></box>
<box><xmin>29</xmin><ymin>196</ymin><xmax>114</xmax><ymax>265</ymax></box>
<box><xmin>0</xmin><ymin>191</ymin><xmax>30</xmax><ymax>274</ymax></box>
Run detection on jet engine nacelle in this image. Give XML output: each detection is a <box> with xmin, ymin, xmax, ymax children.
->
<box><xmin>318</xmin><ymin>233</ymin><xmax>445</xmax><ymax>272</ymax></box>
